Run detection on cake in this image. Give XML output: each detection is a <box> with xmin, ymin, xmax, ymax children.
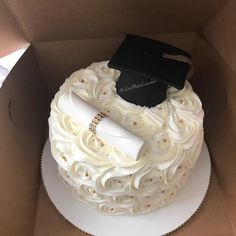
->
<box><xmin>48</xmin><ymin>60</ymin><xmax>204</xmax><ymax>216</ymax></box>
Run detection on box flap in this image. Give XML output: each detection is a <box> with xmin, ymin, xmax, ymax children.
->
<box><xmin>0</xmin><ymin>0</ymin><xmax>28</xmax><ymax>57</ymax></box>
<box><xmin>0</xmin><ymin>47</ymin><xmax>48</xmax><ymax>236</ymax></box>
<box><xmin>203</xmin><ymin>0</ymin><xmax>236</xmax><ymax>75</ymax></box>
<box><xmin>192</xmin><ymin>34</ymin><xmax>236</xmax><ymax>232</ymax></box>
<box><xmin>5</xmin><ymin>0</ymin><xmax>227</xmax><ymax>42</ymax></box>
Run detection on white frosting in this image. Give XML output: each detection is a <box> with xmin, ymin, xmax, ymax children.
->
<box><xmin>49</xmin><ymin>61</ymin><xmax>204</xmax><ymax>216</ymax></box>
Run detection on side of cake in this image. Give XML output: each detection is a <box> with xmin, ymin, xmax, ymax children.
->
<box><xmin>48</xmin><ymin>61</ymin><xmax>204</xmax><ymax>216</ymax></box>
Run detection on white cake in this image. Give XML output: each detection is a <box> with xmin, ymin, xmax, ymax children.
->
<box><xmin>49</xmin><ymin>61</ymin><xmax>204</xmax><ymax>216</ymax></box>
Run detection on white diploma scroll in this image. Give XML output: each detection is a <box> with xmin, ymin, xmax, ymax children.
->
<box><xmin>58</xmin><ymin>91</ymin><xmax>144</xmax><ymax>161</ymax></box>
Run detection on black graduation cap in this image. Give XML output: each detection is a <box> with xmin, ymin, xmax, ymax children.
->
<box><xmin>108</xmin><ymin>34</ymin><xmax>192</xmax><ymax>107</ymax></box>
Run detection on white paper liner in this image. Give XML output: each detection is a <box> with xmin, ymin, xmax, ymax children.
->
<box><xmin>41</xmin><ymin>139</ymin><xmax>211</xmax><ymax>236</ymax></box>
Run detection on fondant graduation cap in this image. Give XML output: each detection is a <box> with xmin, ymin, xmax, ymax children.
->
<box><xmin>108</xmin><ymin>34</ymin><xmax>192</xmax><ymax>107</ymax></box>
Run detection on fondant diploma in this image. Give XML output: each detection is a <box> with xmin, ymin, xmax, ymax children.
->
<box><xmin>58</xmin><ymin>91</ymin><xmax>144</xmax><ymax>161</ymax></box>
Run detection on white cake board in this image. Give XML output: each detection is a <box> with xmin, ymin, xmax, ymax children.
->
<box><xmin>41</xmin><ymin>139</ymin><xmax>211</xmax><ymax>236</ymax></box>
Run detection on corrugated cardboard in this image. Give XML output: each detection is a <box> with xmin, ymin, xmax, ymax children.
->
<box><xmin>0</xmin><ymin>0</ymin><xmax>27</xmax><ymax>57</ymax></box>
<box><xmin>1</xmin><ymin>0</ymin><xmax>236</xmax><ymax>235</ymax></box>
<box><xmin>0</xmin><ymin>46</ymin><xmax>48</xmax><ymax>236</ymax></box>
<box><xmin>204</xmin><ymin>0</ymin><xmax>236</xmax><ymax>75</ymax></box>
<box><xmin>192</xmin><ymin>34</ymin><xmax>236</xmax><ymax>232</ymax></box>
<box><xmin>4</xmin><ymin>0</ymin><xmax>227</xmax><ymax>42</ymax></box>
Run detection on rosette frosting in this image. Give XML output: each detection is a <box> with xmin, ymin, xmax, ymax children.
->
<box><xmin>49</xmin><ymin>61</ymin><xmax>204</xmax><ymax>216</ymax></box>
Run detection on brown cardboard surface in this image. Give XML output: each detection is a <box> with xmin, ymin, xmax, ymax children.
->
<box><xmin>34</xmin><ymin>171</ymin><xmax>235</xmax><ymax>236</ymax></box>
<box><xmin>0</xmin><ymin>0</ymin><xmax>27</xmax><ymax>57</ymax></box>
<box><xmin>1</xmin><ymin>1</ymin><xmax>236</xmax><ymax>235</ymax></box>
<box><xmin>33</xmin><ymin>32</ymin><xmax>195</xmax><ymax>99</ymax></box>
<box><xmin>191</xmin><ymin>35</ymin><xmax>236</xmax><ymax>233</ymax></box>
<box><xmin>0</xmin><ymin>47</ymin><xmax>48</xmax><ymax>236</ymax></box>
<box><xmin>5</xmin><ymin>0</ymin><xmax>227</xmax><ymax>42</ymax></box>
<box><xmin>203</xmin><ymin>0</ymin><xmax>236</xmax><ymax>75</ymax></box>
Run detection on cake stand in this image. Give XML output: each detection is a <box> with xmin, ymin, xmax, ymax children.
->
<box><xmin>41</xmin><ymin>139</ymin><xmax>211</xmax><ymax>236</ymax></box>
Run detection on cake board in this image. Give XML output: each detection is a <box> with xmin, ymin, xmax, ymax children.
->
<box><xmin>41</xmin><ymin>139</ymin><xmax>211</xmax><ymax>236</ymax></box>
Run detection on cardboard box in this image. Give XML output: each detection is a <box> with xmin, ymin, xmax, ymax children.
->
<box><xmin>1</xmin><ymin>0</ymin><xmax>236</xmax><ymax>235</ymax></box>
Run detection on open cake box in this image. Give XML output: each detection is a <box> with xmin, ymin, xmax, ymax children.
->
<box><xmin>1</xmin><ymin>0</ymin><xmax>236</xmax><ymax>235</ymax></box>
